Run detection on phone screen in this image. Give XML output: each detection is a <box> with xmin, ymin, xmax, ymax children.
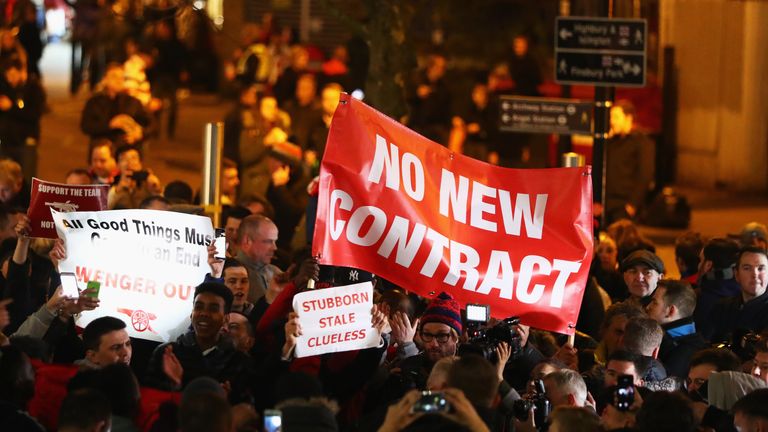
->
<box><xmin>86</xmin><ymin>280</ymin><xmax>101</xmax><ymax>298</ymax></box>
<box><xmin>263</xmin><ymin>409</ymin><xmax>282</xmax><ymax>432</ymax></box>
<box><xmin>214</xmin><ymin>228</ymin><xmax>226</xmax><ymax>260</ymax></box>
<box><xmin>615</xmin><ymin>374</ymin><xmax>635</xmax><ymax>411</ymax></box>
<box><xmin>60</xmin><ymin>272</ymin><xmax>80</xmax><ymax>298</ymax></box>
<box><xmin>411</xmin><ymin>391</ymin><xmax>450</xmax><ymax>414</ymax></box>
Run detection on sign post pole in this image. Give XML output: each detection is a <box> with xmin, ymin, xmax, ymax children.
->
<box><xmin>554</xmin><ymin>7</ymin><xmax>647</xmax><ymax>229</ymax></box>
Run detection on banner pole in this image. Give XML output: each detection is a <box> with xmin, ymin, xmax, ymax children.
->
<box><xmin>201</xmin><ymin>122</ymin><xmax>224</xmax><ymax>227</ymax></box>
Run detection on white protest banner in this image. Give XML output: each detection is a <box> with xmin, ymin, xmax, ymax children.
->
<box><xmin>52</xmin><ymin>209</ymin><xmax>214</xmax><ymax>342</ymax></box>
<box><xmin>291</xmin><ymin>281</ymin><xmax>380</xmax><ymax>358</ymax></box>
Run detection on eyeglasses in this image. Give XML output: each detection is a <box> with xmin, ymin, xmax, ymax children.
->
<box><xmin>420</xmin><ymin>332</ymin><xmax>452</xmax><ymax>343</ymax></box>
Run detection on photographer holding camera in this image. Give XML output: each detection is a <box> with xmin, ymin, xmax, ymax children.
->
<box><xmin>107</xmin><ymin>145</ymin><xmax>161</xmax><ymax>209</ymax></box>
<box><xmin>378</xmin><ymin>354</ymin><xmax>498</xmax><ymax>432</ymax></box>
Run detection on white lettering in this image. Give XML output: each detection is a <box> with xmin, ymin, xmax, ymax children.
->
<box><xmin>367</xmin><ymin>134</ymin><xmax>400</xmax><ymax>190</ymax></box>
<box><xmin>438</xmin><ymin>169</ymin><xmax>468</xmax><ymax>223</ymax></box>
<box><xmin>470</xmin><ymin>181</ymin><xmax>497</xmax><ymax>232</ymax></box>
<box><xmin>477</xmin><ymin>250</ymin><xmax>514</xmax><ymax>299</ymax></box>
<box><xmin>516</xmin><ymin>255</ymin><xmax>551</xmax><ymax>304</ymax></box>
<box><xmin>346</xmin><ymin>206</ymin><xmax>387</xmax><ymax>246</ymax></box>
<box><xmin>377</xmin><ymin>216</ymin><xmax>427</xmax><ymax>268</ymax></box>
<box><xmin>443</xmin><ymin>240</ymin><xmax>480</xmax><ymax>292</ymax></box>
<box><xmin>401</xmin><ymin>152</ymin><xmax>425</xmax><ymax>201</ymax></box>
<box><xmin>329</xmin><ymin>189</ymin><xmax>353</xmax><ymax>240</ymax></box>
<box><xmin>499</xmin><ymin>192</ymin><xmax>548</xmax><ymax>239</ymax></box>
<box><xmin>550</xmin><ymin>260</ymin><xmax>582</xmax><ymax>307</ymax></box>
<box><xmin>420</xmin><ymin>229</ymin><xmax>449</xmax><ymax>278</ymax></box>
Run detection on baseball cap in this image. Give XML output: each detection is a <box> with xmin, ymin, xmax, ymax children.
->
<box><xmin>620</xmin><ymin>249</ymin><xmax>665</xmax><ymax>274</ymax></box>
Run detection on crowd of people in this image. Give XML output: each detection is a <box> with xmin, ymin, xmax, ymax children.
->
<box><xmin>0</xmin><ymin>4</ymin><xmax>765</xmax><ymax>432</ymax></box>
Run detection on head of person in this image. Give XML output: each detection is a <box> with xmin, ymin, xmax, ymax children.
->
<box><xmin>645</xmin><ymin>279</ymin><xmax>696</xmax><ymax>324</ymax></box>
<box><xmin>531</xmin><ymin>359</ymin><xmax>565</xmax><ymax>381</ymax></box>
<box><xmin>549</xmin><ymin>406</ymin><xmax>601</xmax><ymax>432</ymax></box>
<box><xmin>600</xmin><ymin>303</ymin><xmax>645</xmax><ymax>357</ymax></box>
<box><xmin>426</xmin><ymin>356</ymin><xmax>457</xmax><ymax>391</ymax></box>
<box><xmin>736</xmin><ymin>247</ymin><xmax>768</xmax><ymax>302</ymax></box>
<box><xmin>425</xmin><ymin>54</ymin><xmax>447</xmax><ymax>82</ymax></box>
<box><xmin>237</xmin><ymin>195</ymin><xmax>274</xmax><ymax>219</ymax></box>
<box><xmin>102</xmin><ymin>63</ymin><xmax>125</xmax><ymax>95</ymax></box>
<box><xmin>90</xmin><ymin>140</ymin><xmax>117</xmax><ymax>178</ymax></box>
<box><xmin>610</xmin><ymin>99</ymin><xmax>636</xmax><ymax>136</ymax></box>
<box><xmin>621</xmin><ymin>250</ymin><xmax>665</xmax><ymax>300</ymax></box>
<box><xmin>179</xmin><ymin>388</ymin><xmax>232</xmax><ymax>432</ymax></box>
<box><xmin>164</xmin><ymin>180</ymin><xmax>193</xmax><ymax>205</ymax></box>
<box><xmin>419</xmin><ymin>292</ymin><xmax>462</xmax><ymax>364</ymax></box>
<box><xmin>222</xmin><ymin>258</ymin><xmax>249</xmax><ymax>308</ymax></box>
<box><xmin>0</xmin><ymin>345</ymin><xmax>35</xmax><ymax>406</ymax></box>
<box><xmin>750</xmin><ymin>336</ymin><xmax>768</xmax><ymax>384</ymax></box>
<box><xmin>295</xmin><ymin>73</ymin><xmax>317</xmax><ymax>105</ymax></box>
<box><xmin>290</xmin><ymin>45</ymin><xmax>309</xmax><ymax>70</ymax></box>
<box><xmin>236</xmin><ymin>214</ymin><xmax>278</xmax><ymax>265</ymax></box>
<box><xmin>513</xmin><ymin>34</ymin><xmax>530</xmax><ymax>57</ymax></box>
<box><xmin>321</xmin><ymin>83</ymin><xmax>343</xmax><ymax>117</ymax></box>
<box><xmin>2</xmin><ymin>57</ymin><xmax>24</xmax><ymax>87</ymax></box>
<box><xmin>65</xmin><ymin>168</ymin><xmax>93</xmax><ymax>185</ymax></box>
<box><xmin>741</xmin><ymin>222</ymin><xmax>768</xmax><ymax>250</ymax></box>
<box><xmin>699</xmin><ymin>237</ymin><xmax>740</xmax><ymax>277</ymax></box>
<box><xmin>58</xmin><ymin>388</ymin><xmax>112</xmax><ymax>432</ymax></box>
<box><xmin>446</xmin><ymin>354</ymin><xmax>498</xmax><ymax>409</ymax></box>
<box><xmin>222</xmin><ymin>205</ymin><xmax>251</xmax><ymax>254</ymax></box>
<box><xmin>596</xmin><ymin>234</ymin><xmax>618</xmax><ymax>271</ymax></box>
<box><xmin>604</xmin><ymin>350</ymin><xmax>645</xmax><ymax>388</ymax></box>
<box><xmin>687</xmin><ymin>348</ymin><xmax>741</xmax><ymax>395</ymax></box>
<box><xmin>733</xmin><ymin>388</ymin><xmax>768</xmax><ymax>432</ymax></box>
<box><xmin>138</xmin><ymin>195</ymin><xmax>170</xmax><ymax>210</ymax></box>
<box><xmin>239</xmin><ymin>83</ymin><xmax>258</xmax><ymax>108</ymax></box>
<box><xmin>635</xmin><ymin>390</ymin><xmax>695</xmax><ymax>432</ymax></box>
<box><xmin>674</xmin><ymin>231</ymin><xmax>704</xmax><ymax>278</ymax></box>
<box><xmin>622</xmin><ymin>317</ymin><xmax>663</xmax><ymax>358</ymax></box>
<box><xmin>95</xmin><ymin>363</ymin><xmax>140</xmax><ymax>419</ymax></box>
<box><xmin>115</xmin><ymin>145</ymin><xmax>143</xmax><ymax>173</ymax></box>
<box><xmin>82</xmin><ymin>317</ymin><xmax>132</xmax><ymax>366</ymax></box>
<box><xmin>0</xmin><ymin>158</ymin><xmax>23</xmax><ymax>204</ymax></box>
<box><xmin>191</xmin><ymin>282</ymin><xmax>233</xmax><ymax>341</ymax></box>
<box><xmin>226</xmin><ymin>312</ymin><xmax>254</xmax><ymax>354</ymax></box>
<box><xmin>471</xmin><ymin>82</ymin><xmax>489</xmax><ymax>109</ymax></box>
<box><xmin>220</xmin><ymin>158</ymin><xmax>240</xmax><ymax>198</ymax></box>
<box><xmin>543</xmin><ymin>369</ymin><xmax>588</xmax><ymax>408</ymax></box>
<box><xmin>259</xmin><ymin>95</ymin><xmax>280</xmax><ymax>122</ymax></box>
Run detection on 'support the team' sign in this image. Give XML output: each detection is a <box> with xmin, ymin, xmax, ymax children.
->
<box><xmin>28</xmin><ymin>178</ymin><xmax>109</xmax><ymax>238</ymax></box>
<box><xmin>292</xmin><ymin>282</ymin><xmax>380</xmax><ymax>357</ymax></box>
<box><xmin>52</xmin><ymin>209</ymin><xmax>215</xmax><ymax>342</ymax></box>
<box><xmin>313</xmin><ymin>95</ymin><xmax>594</xmax><ymax>334</ymax></box>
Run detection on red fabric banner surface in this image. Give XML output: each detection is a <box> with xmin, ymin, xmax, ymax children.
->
<box><xmin>312</xmin><ymin>94</ymin><xmax>593</xmax><ymax>334</ymax></box>
<box><xmin>28</xmin><ymin>177</ymin><xmax>109</xmax><ymax>238</ymax></box>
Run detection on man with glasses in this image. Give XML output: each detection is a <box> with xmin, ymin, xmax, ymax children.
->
<box><xmin>376</xmin><ymin>292</ymin><xmax>463</xmax><ymax>403</ymax></box>
<box><xmin>620</xmin><ymin>250</ymin><xmax>665</xmax><ymax>308</ymax></box>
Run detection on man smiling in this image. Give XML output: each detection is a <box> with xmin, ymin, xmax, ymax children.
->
<box><xmin>145</xmin><ymin>282</ymin><xmax>252</xmax><ymax>402</ymax></box>
<box><xmin>702</xmin><ymin>247</ymin><xmax>768</xmax><ymax>342</ymax></box>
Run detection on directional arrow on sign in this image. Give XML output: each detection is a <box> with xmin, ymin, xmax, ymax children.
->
<box><xmin>559</xmin><ymin>28</ymin><xmax>573</xmax><ymax>40</ymax></box>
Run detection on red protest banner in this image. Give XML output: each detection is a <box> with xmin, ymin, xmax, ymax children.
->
<box><xmin>312</xmin><ymin>94</ymin><xmax>594</xmax><ymax>335</ymax></box>
<box><xmin>28</xmin><ymin>178</ymin><xmax>109</xmax><ymax>238</ymax></box>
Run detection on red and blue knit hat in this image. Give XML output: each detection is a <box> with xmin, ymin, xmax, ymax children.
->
<box><xmin>421</xmin><ymin>292</ymin><xmax>463</xmax><ymax>336</ymax></box>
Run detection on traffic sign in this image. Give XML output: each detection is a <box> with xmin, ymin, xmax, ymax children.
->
<box><xmin>556</xmin><ymin>17</ymin><xmax>646</xmax><ymax>52</ymax></box>
<box><xmin>555</xmin><ymin>51</ymin><xmax>645</xmax><ymax>86</ymax></box>
<box><xmin>499</xmin><ymin>96</ymin><xmax>593</xmax><ymax>135</ymax></box>
<box><xmin>555</xmin><ymin>16</ymin><xmax>647</xmax><ymax>87</ymax></box>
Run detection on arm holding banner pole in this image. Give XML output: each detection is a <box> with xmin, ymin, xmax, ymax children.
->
<box><xmin>201</xmin><ymin>122</ymin><xmax>224</xmax><ymax>227</ymax></box>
